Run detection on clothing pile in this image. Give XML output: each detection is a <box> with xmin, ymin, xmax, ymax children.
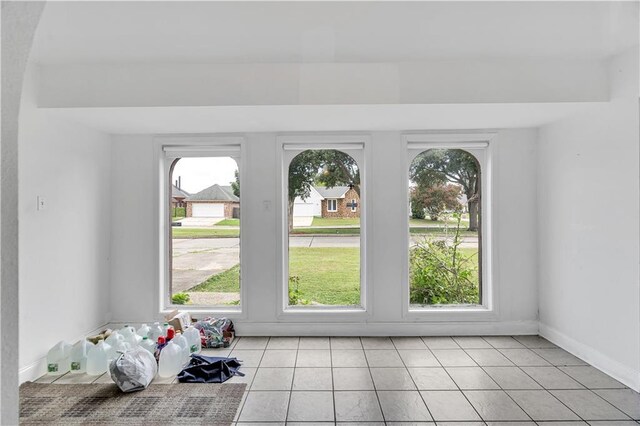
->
<box><xmin>193</xmin><ymin>317</ymin><xmax>235</xmax><ymax>348</ymax></box>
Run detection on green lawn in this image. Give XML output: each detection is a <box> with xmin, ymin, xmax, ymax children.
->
<box><xmin>289</xmin><ymin>247</ymin><xmax>361</xmax><ymax>305</ymax></box>
<box><xmin>410</xmin><ymin>218</ymin><xmax>470</xmax><ymax>227</ymax></box>
<box><xmin>411</xmin><ymin>227</ymin><xmax>477</xmax><ymax>237</ymax></box>
<box><xmin>172</xmin><ymin>228</ymin><xmax>239</xmax><ymax>238</ymax></box>
<box><xmin>215</xmin><ymin>218</ymin><xmax>240</xmax><ymax>226</ymax></box>
<box><xmin>311</xmin><ymin>217</ymin><xmax>360</xmax><ymax>227</ymax></box>
<box><xmin>172</xmin><ymin>226</ymin><xmax>475</xmax><ymax>238</ymax></box>
<box><xmin>189</xmin><ymin>264</ymin><xmax>240</xmax><ymax>292</ymax></box>
<box><xmin>291</xmin><ymin>227</ymin><xmax>361</xmax><ymax>235</ymax></box>
<box><xmin>187</xmin><ymin>246</ymin><xmax>478</xmax><ymax>306</ymax></box>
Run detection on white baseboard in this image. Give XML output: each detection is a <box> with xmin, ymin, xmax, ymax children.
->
<box><xmin>231</xmin><ymin>320</ymin><xmax>539</xmax><ymax>336</ymax></box>
<box><xmin>539</xmin><ymin>322</ymin><xmax>640</xmax><ymax>392</ymax></box>
<box><xmin>108</xmin><ymin>319</ymin><xmax>538</xmax><ymax>337</ymax></box>
<box><xmin>19</xmin><ymin>323</ymin><xmax>110</xmax><ymax>384</ymax></box>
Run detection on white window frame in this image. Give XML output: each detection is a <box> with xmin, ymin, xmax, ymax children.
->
<box><xmin>156</xmin><ymin>136</ymin><xmax>246</xmax><ymax>318</ymax></box>
<box><xmin>350</xmin><ymin>198</ymin><xmax>357</xmax><ymax>212</ymax></box>
<box><xmin>276</xmin><ymin>135</ymin><xmax>371</xmax><ymax>320</ymax></box>
<box><xmin>402</xmin><ymin>132</ymin><xmax>497</xmax><ymax>321</ymax></box>
<box><xmin>327</xmin><ymin>199</ymin><xmax>338</xmax><ymax>212</ymax></box>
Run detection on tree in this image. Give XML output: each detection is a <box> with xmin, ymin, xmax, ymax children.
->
<box><xmin>288</xmin><ymin>150</ymin><xmax>359</xmax><ymax>232</ymax></box>
<box><xmin>410</xmin><ymin>149</ymin><xmax>480</xmax><ymax>231</ymax></box>
<box><xmin>411</xmin><ymin>183</ymin><xmax>462</xmax><ymax>221</ymax></box>
<box><xmin>410</xmin><ymin>192</ymin><xmax>426</xmax><ymax>219</ymax></box>
<box><xmin>230</xmin><ymin>169</ymin><xmax>240</xmax><ymax>197</ymax></box>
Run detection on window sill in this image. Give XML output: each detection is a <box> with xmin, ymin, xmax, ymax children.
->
<box><xmin>161</xmin><ymin>305</ymin><xmax>244</xmax><ymax>319</ymax></box>
<box><xmin>278</xmin><ymin>306</ymin><xmax>369</xmax><ymax>321</ymax></box>
<box><xmin>404</xmin><ymin>305</ymin><xmax>498</xmax><ymax>322</ymax></box>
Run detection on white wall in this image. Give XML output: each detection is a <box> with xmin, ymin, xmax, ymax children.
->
<box><xmin>38</xmin><ymin>60</ymin><xmax>608</xmax><ymax>108</ymax></box>
<box><xmin>1</xmin><ymin>2</ymin><xmax>46</xmax><ymax>423</ymax></box>
<box><xmin>109</xmin><ymin>128</ymin><xmax>538</xmax><ymax>335</ymax></box>
<box><xmin>537</xmin><ymin>48</ymin><xmax>640</xmax><ymax>390</ymax></box>
<box><xmin>18</xmin><ymin>65</ymin><xmax>113</xmax><ymax>382</ymax></box>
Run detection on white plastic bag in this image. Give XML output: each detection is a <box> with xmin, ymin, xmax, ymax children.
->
<box><xmin>109</xmin><ymin>347</ymin><xmax>157</xmax><ymax>392</ymax></box>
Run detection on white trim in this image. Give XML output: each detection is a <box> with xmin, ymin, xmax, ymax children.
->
<box><xmin>155</xmin><ymin>135</ymin><xmax>247</xmax><ymax>318</ymax></box>
<box><xmin>404</xmin><ymin>132</ymin><xmax>497</xmax><ymax>144</ymax></box>
<box><xmin>401</xmin><ymin>133</ymin><xmax>496</xmax><ymax>320</ymax></box>
<box><xmin>163</xmin><ymin>145</ymin><xmax>241</xmax><ymax>158</ymax></box>
<box><xmin>233</xmin><ymin>320</ymin><xmax>539</xmax><ymax>336</ymax></box>
<box><xmin>540</xmin><ymin>322</ymin><xmax>640</xmax><ymax>392</ymax></box>
<box><xmin>19</xmin><ymin>323</ymin><xmax>110</xmax><ymax>384</ymax></box>
<box><xmin>327</xmin><ymin>198</ymin><xmax>338</xmax><ymax>212</ymax></box>
<box><xmin>276</xmin><ymin>135</ymin><xmax>371</xmax><ymax>320</ymax></box>
<box><xmin>283</xmin><ymin>143</ymin><xmax>364</xmax><ymax>151</ymax></box>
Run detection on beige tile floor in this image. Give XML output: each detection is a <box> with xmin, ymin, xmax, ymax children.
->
<box><xmin>36</xmin><ymin>335</ymin><xmax>640</xmax><ymax>425</ymax></box>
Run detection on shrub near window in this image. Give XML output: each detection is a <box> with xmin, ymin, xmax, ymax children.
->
<box><xmin>409</xmin><ymin>214</ymin><xmax>479</xmax><ymax>305</ymax></box>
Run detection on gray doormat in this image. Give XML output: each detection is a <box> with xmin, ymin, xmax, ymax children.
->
<box><xmin>19</xmin><ymin>381</ymin><xmax>246</xmax><ymax>425</ymax></box>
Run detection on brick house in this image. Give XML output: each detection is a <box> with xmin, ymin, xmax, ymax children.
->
<box><xmin>185</xmin><ymin>184</ymin><xmax>239</xmax><ymax>218</ymax></box>
<box><xmin>171</xmin><ymin>184</ymin><xmax>190</xmax><ymax>209</ymax></box>
<box><xmin>315</xmin><ymin>186</ymin><xmax>360</xmax><ymax>218</ymax></box>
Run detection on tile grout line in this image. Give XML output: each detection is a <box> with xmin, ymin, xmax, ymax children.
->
<box><xmin>234</xmin><ymin>337</ymin><xmax>268</xmax><ymax>423</ymax></box>
<box><xmin>482</xmin><ymin>336</ymin><xmax>632</xmax><ymax>423</ymax></box>
<box><xmin>361</xmin><ymin>337</ymin><xmax>387</xmax><ymax>424</ymax></box>
<box><xmin>328</xmin><ymin>337</ymin><xmax>336</xmax><ymax>423</ymax></box>
<box><xmin>428</xmin><ymin>338</ymin><xmax>486</xmax><ymax>423</ymax></box>
<box><xmin>283</xmin><ymin>337</ymin><xmax>299</xmax><ymax>423</ymax></box>
<box><xmin>491</xmin><ymin>342</ymin><xmax>622</xmax><ymax>423</ymax></box>
<box><xmin>457</xmin><ymin>337</ymin><xmax>535</xmax><ymax>423</ymax></box>
<box><xmin>506</xmin><ymin>347</ymin><xmax>596</xmax><ymax>424</ymax></box>
<box><xmin>390</xmin><ymin>337</ymin><xmax>436</xmax><ymax>423</ymax></box>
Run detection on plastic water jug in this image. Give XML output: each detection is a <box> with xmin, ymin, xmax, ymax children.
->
<box><xmin>140</xmin><ymin>336</ymin><xmax>156</xmax><ymax>354</ymax></box>
<box><xmin>173</xmin><ymin>333</ymin><xmax>191</xmax><ymax>364</ymax></box>
<box><xmin>109</xmin><ymin>340</ymin><xmax>131</xmax><ymax>360</ymax></box>
<box><xmin>148</xmin><ymin>322</ymin><xmax>163</xmax><ymax>342</ymax></box>
<box><xmin>137</xmin><ymin>323</ymin><xmax>150</xmax><ymax>338</ymax></box>
<box><xmin>46</xmin><ymin>341</ymin><xmax>72</xmax><ymax>375</ymax></box>
<box><xmin>105</xmin><ymin>330</ymin><xmax>122</xmax><ymax>346</ymax></box>
<box><xmin>183</xmin><ymin>326</ymin><xmax>202</xmax><ymax>354</ymax></box>
<box><xmin>120</xmin><ymin>325</ymin><xmax>142</xmax><ymax>347</ymax></box>
<box><xmin>69</xmin><ymin>340</ymin><xmax>93</xmax><ymax>374</ymax></box>
<box><xmin>86</xmin><ymin>340</ymin><xmax>111</xmax><ymax>375</ymax></box>
<box><xmin>162</xmin><ymin>322</ymin><xmax>170</xmax><ymax>335</ymax></box>
<box><xmin>158</xmin><ymin>341</ymin><xmax>183</xmax><ymax>378</ymax></box>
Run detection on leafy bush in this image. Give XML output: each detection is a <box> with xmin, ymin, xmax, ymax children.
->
<box><xmin>172</xmin><ymin>207</ymin><xmax>186</xmax><ymax>218</ymax></box>
<box><xmin>171</xmin><ymin>292</ymin><xmax>191</xmax><ymax>305</ymax></box>
<box><xmin>288</xmin><ymin>275</ymin><xmax>310</xmax><ymax>306</ymax></box>
<box><xmin>409</xmin><ymin>214</ymin><xmax>479</xmax><ymax>305</ymax></box>
<box><xmin>410</xmin><ymin>194</ymin><xmax>425</xmax><ymax>219</ymax></box>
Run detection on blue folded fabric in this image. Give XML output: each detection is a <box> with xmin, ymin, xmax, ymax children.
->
<box><xmin>176</xmin><ymin>354</ymin><xmax>245</xmax><ymax>383</ymax></box>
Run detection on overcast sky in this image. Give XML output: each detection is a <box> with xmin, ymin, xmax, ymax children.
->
<box><xmin>172</xmin><ymin>157</ymin><xmax>238</xmax><ymax>194</ymax></box>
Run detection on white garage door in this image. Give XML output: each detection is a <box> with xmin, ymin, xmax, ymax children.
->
<box><xmin>294</xmin><ymin>202</ymin><xmax>320</xmax><ymax>217</ymax></box>
<box><xmin>192</xmin><ymin>203</ymin><xmax>225</xmax><ymax>217</ymax></box>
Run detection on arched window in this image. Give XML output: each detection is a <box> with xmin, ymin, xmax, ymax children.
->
<box><xmin>408</xmin><ymin>148</ymin><xmax>482</xmax><ymax>307</ymax></box>
<box><xmin>167</xmin><ymin>155</ymin><xmax>241</xmax><ymax>308</ymax></box>
<box><xmin>286</xmin><ymin>148</ymin><xmax>362</xmax><ymax>308</ymax></box>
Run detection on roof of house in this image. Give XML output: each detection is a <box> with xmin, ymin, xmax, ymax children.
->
<box><xmin>172</xmin><ymin>184</ymin><xmax>190</xmax><ymax>199</ymax></box>
<box><xmin>185</xmin><ymin>184</ymin><xmax>239</xmax><ymax>202</ymax></box>
<box><xmin>314</xmin><ymin>185</ymin><xmax>351</xmax><ymax>199</ymax></box>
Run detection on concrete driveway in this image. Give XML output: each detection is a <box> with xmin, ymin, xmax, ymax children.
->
<box><xmin>293</xmin><ymin>216</ymin><xmax>313</xmax><ymax>227</ymax></box>
<box><xmin>178</xmin><ymin>217</ymin><xmax>224</xmax><ymax>227</ymax></box>
<box><xmin>172</xmin><ymin>239</ymin><xmax>239</xmax><ymax>293</ymax></box>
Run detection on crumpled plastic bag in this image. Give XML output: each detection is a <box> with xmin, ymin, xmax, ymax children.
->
<box><xmin>109</xmin><ymin>347</ymin><xmax>157</xmax><ymax>392</ymax></box>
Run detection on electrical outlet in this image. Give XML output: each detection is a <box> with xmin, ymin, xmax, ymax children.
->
<box><xmin>37</xmin><ymin>196</ymin><xmax>46</xmax><ymax>211</ymax></box>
